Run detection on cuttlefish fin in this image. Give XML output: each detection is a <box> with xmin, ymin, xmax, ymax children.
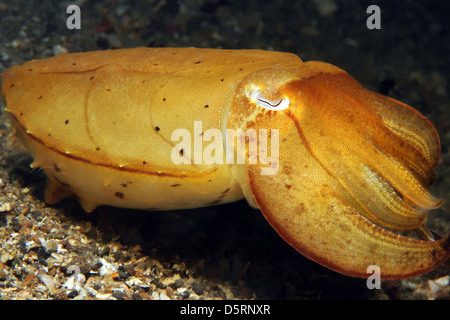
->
<box><xmin>44</xmin><ymin>172</ymin><xmax>98</xmax><ymax>212</ymax></box>
<box><xmin>44</xmin><ymin>173</ymin><xmax>74</xmax><ymax>204</ymax></box>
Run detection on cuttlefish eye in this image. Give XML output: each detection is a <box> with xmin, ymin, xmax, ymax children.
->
<box><xmin>251</xmin><ymin>89</ymin><xmax>290</xmax><ymax>110</ymax></box>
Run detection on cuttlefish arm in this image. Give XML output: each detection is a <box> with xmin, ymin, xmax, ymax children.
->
<box><xmin>228</xmin><ymin>62</ymin><xmax>449</xmax><ymax>279</ymax></box>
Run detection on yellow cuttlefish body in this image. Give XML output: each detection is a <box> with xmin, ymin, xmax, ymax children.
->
<box><xmin>1</xmin><ymin>47</ymin><xmax>449</xmax><ymax>279</ymax></box>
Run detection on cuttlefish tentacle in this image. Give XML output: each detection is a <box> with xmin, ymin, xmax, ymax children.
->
<box><xmin>281</xmin><ymin>63</ymin><xmax>441</xmax><ymax>231</ymax></box>
<box><xmin>357</xmin><ymin>90</ymin><xmax>441</xmax><ymax>169</ymax></box>
<box><xmin>228</xmin><ymin>63</ymin><xmax>448</xmax><ymax>278</ymax></box>
<box><xmin>296</xmin><ymin>62</ymin><xmax>441</xmax><ymax>170</ymax></box>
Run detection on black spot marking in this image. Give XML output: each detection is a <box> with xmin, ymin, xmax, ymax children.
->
<box><xmin>194</xmin><ymin>61</ymin><xmax>202</xmax><ymax>64</ymax></box>
<box><xmin>38</xmin><ymin>96</ymin><xmax>43</xmax><ymax>100</ymax></box>
<box><xmin>207</xmin><ymin>199</ymin><xmax>222</xmax><ymax>205</ymax></box>
<box><xmin>28</xmin><ymin>68</ymin><xmax>33</xmax><ymax>71</ymax></box>
<box><xmin>155</xmin><ymin>126</ymin><xmax>160</xmax><ymax>132</ymax></box>
<box><xmin>53</xmin><ymin>163</ymin><xmax>61</xmax><ymax>172</ymax></box>
<box><xmin>114</xmin><ymin>192</ymin><xmax>124</xmax><ymax>199</ymax></box>
<box><xmin>179</xmin><ymin>149</ymin><xmax>184</xmax><ymax>156</ymax></box>
<box><xmin>72</xmin><ymin>62</ymin><xmax>77</xmax><ymax>66</ymax></box>
<box><xmin>143</xmin><ymin>161</ymin><xmax>147</xmax><ymax>165</ymax></box>
<box><xmin>204</xmin><ymin>104</ymin><xmax>209</xmax><ymax>108</ymax></box>
<box><xmin>90</xmin><ymin>76</ymin><xmax>95</xmax><ymax>80</ymax></box>
<box><xmin>171</xmin><ymin>184</ymin><xmax>181</xmax><ymax>187</ymax></box>
<box><xmin>120</xmin><ymin>183</ymin><xmax>128</xmax><ymax>188</ymax></box>
<box><xmin>65</xmin><ymin>120</ymin><xmax>69</xmax><ymax>125</ymax></box>
<box><xmin>96</xmin><ymin>147</ymin><xmax>100</xmax><ymax>151</ymax></box>
<box><xmin>10</xmin><ymin>84</ymin><xmax>14</xmax><ymax>88</ymax></box>
<box><xmin>163</xmin><ymin>98</ymin><xmax>166</xmax><ymax>102</ymax></box>
<box><xmin>206</xmin><ymin>188</ymin><xmax>230</xmax><ymax>205</ymax></box>
<box><xmin>220</xmin><ymin>78</ymin><xmax>224</xmax><ymax>82</ymax></box>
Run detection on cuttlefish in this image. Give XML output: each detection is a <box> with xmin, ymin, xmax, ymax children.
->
<box><xmin>1</xmin><ymin>47</ymin><xmax>448</xmax><ymax>279</ymax></box>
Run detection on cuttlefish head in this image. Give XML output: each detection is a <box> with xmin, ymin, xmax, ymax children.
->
<box><xmin>226</xmin><ymin>61</ymin><xmax>449</xmax><ymax>279</ymax></box>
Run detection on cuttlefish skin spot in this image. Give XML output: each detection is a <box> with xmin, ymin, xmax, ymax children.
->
<box><xmin>1</xmin><ymin>47</ymin><xmax>448</xmax><ymax>279</ymax></box>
